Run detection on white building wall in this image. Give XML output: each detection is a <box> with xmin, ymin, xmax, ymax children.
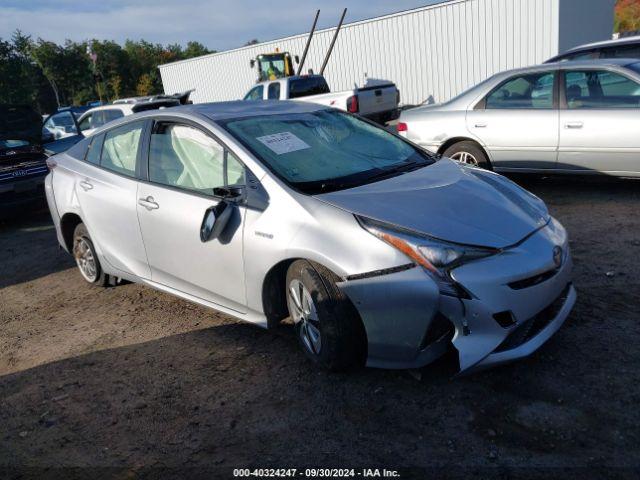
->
<box><xmin>159</xmin><ymin>0</ymin><xmax>612</xmax><ymax>106</ymax></box>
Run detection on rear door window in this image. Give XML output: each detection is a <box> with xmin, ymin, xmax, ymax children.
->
<box><xmin>289</xmin><ymin>77</ymin><xmax>331</xmax><ymax>99</ymax></box>
<box><xmin>100</xmin><ymin>121</ymin><xmax>144</xmax><ymax>177</ymax></box>
<box><xmin>102</xmin><ymin>109</ymin><xmax>125</xmax><ymax>123</ymax></box>
<box><xmin>485</xmin><ymin>72</ymin><xmax>555</xmax><ymax>109</ymax></box>
<box><xmin>91</xmin><ymin>111</ymin><xmax>106</xmax><ymax>129</ymax></box>
<box><xmin>562</xmin><ymin>50</ymin><xmax>599</xmax><ymax>62</ymax></box>
<box><xmin>268</xmin><ymin>82</ymin><xmax>281</xmax><ymax>100</ymax></box>
<box><xmin>600</xmin><ymin>44</ymin><xmax>640</xmax><ymax>59</ymax></box>
<box><xmin>564</xmin><ymin>70</ymin><xmax>640</xmax><ymax>108</ymax></box>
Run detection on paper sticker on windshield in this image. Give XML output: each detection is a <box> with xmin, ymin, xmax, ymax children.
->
<box><xmin>256</xmin><ymin>132</ymin><xmax>310</xmax><ymax>155</ymax></box>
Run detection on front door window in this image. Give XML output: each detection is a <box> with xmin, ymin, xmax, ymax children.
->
<box><xmin>148</xmin><ymin>123</ymin><xmax>245</xmax><ymax>196</ymax></box>
<box><xmin>485</xmin><ymin>72</ymin><xmax>555</xmax><ymax>109</ymax></box>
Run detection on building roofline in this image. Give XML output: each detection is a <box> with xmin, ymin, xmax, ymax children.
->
<box><xmin>159</xmin><ymin>0</ymin><xmax>466</xmax><ymax>70</ymax></box>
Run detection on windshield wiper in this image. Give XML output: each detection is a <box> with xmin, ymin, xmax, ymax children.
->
<box><xmin>365</xmin><ymin>161</ymin><xmax>425</xmax><ymax>182</ymax></box>
<box><xmin>297</xmin><ymin>160</ymin><xmax>431</xmax><ymax>195</ymax></box>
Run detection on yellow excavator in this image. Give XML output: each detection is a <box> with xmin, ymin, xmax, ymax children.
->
<box><xmin>250</xmin><ymin>9</ymin><xmax>349</xmax><ymax>83</ymax></box>
<box><xmin>250</xmin><ymin>50</ymin><xmax>299</xmax><ymax>82</ymax></box>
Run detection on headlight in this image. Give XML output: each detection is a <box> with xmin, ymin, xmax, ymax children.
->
<box><xmin>357</xmin><ymin>216</ymin><xmax>498</xmax><ymax>297</ymax></box>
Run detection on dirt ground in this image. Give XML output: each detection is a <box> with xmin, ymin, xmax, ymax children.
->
<box><xmin>1</xmin><ymin>176</ymin><xmax>639</xmax><ymax>479</ymax></box>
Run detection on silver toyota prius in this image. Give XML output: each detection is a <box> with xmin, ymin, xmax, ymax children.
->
<box><xmin>45</xmin><ymin>101</ymin><xmax>576</xmax><ymax>374</ymax></box>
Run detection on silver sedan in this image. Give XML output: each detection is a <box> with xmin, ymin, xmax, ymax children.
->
<box><xmin>45</xmin><ymin>101</ymin><xmax>575</xmax><ymax>374</ymax></box>
<box><xmin>398</xmin><ymin>59</ymin><xmax>640</xmax><ymax>177</ymax></box>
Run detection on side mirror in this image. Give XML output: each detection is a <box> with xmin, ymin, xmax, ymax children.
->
<box><xmin>213</xmin><ymin>185</ymin><xmax>243</xmax><ymax>199</ymax></box>
<box><xmin>200</xmin><ymin>201</ymin><xmax>233</xmax><ymax>242</ymax></box>
<box><xmin>250</xmin><ymin>59</ymin><xmax>255</xmax><ymax>68</ymax></box>
<box><xmin>294</xmin><ymin>55</ymin><xmax>300</xmax><ymax>64</ymax></box>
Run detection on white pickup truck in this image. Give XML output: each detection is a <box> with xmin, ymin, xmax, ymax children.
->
<box><xmin>243</xmin><ymin>75</ymin><xmax>400</xmax><ymax>124</ymax></box>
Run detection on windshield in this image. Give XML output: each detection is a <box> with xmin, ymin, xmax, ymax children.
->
<box><xmin>627</xmin><ymin>62</ymin><xmax>640</xmax><ymax>76</ymax></box>
<box><xmin>221</xmin><ymin>110</ymin><xmax>434</xmax><ymax>194</ymax></box>
<box><xmin>258</xmin><ymin>55</ymin><xmax>286</xmax><ymax>81</ymax></box>
<box><xmin>0</xmin><ymin>140</ymin><xmax>30</xmax><ymax>149</ymax></box>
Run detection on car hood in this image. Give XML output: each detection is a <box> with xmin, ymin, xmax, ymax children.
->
<box><xmin>316</xmin><ymin>159</ymin><xmax>550</xmax><ymax>249</ymax></box>
<box><xmin>0</xmin><ymin>105</ymin><xmax>42</xmax><ymax>146</ymax></box>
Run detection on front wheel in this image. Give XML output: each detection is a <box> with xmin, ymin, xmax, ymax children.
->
<box><xmin>286</xmin><ymin>260</ymin><xmax>366</xmax><ymax>371</ymax></box>
<box><xmin>443</xmin><ymin>141</ymin><xmax>491</xmax><ymax>170</ymax></box>
<box><xmin>73</xmin><ymin>223</ymin><xmax>109</xmax><ymax>287</ymax></box>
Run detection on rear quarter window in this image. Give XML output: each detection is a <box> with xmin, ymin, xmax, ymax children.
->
<box><xmin>65</xmin><ymin>136</ymin><xmax>92</xmax><ymax>161</ymax></box>
<box><xmin>85</xmin><ymin>134</ymin><xmax>104</xmax><ymax>165</ymax></box>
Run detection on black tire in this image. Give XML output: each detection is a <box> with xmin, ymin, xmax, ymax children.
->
<box><xmin>72</xmin><ymin>223</ymin><xmax>109</xmax><ymax>287</ymax></box>
<box><xmin>443</xmin><ymin>141</ymin><xmax>491</xmax><ymax>170</ymax></box>
<box><xmin>285</xmin><ymin>260</ymin><xmax>366</xmax><ymax>371</ymax></box>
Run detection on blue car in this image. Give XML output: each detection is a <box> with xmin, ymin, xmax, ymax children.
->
<box><xmin>0</xmin><ymin>105</ymin><xmax>52</xmax><ymax>218</ymax></box>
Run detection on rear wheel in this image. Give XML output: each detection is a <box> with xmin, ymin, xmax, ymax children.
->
<box><xmin>286</xmin><ymin>260</ymin><xmax>366</xmax><ymax>371</ymax></box>
<box><xmin>73</xmin><ymin>223</ymin><xmax>108</xmax><ymax>287</ymax></box>
<box><xmin>443</xmin><ymin>141</ymin><xmax>491</xmax><ymax>170</ymax></box>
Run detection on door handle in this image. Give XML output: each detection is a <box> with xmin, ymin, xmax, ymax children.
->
<box><xmin>565</xmin><ymin>121</ymin><xmax>584</xmax><ymax>129</ymax></box>
<box><xmin>138</xmin><ymin>196</ymin><xmax>159</xmax><ymax>210</ymax></box>
<box><xmin>474</xmin><ymin>123</ymin><xmax>487</xmax><ymax>128</ymax></box>
<box><xmin>79</xmin><ymin>180</ymin><xmax>93</xmax><ymax>191</ymax></box>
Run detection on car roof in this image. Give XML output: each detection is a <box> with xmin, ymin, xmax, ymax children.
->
<box><xmin>564</xmin><ymin>35</ymin><xmax>640</xmax><ymax>53</ymax></box>
<box><xmin>177</xmin><ymin>100</ymin><xmax>329</xmax><ymax>121</ymax></box>
<box><xmin>500</xmin><ymin>58</ymin><xmax>639</xmax><ymax>76</ymax></box>
<box><xmin>79</xmin><ymin>104</ymin><xmax>134</xmax><ymax>119</ymax></box>
<box><xmin>256</xmin><ymin>74</ymin><xmax>326</xmax><ymax>87</ymax></box>
<box><xmin>84</xmin><ymin>100</ymin><xmax>330</xmax><ymax>137</ymax></box>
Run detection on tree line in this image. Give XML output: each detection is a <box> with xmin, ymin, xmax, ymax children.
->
<box><xmin>615</xmin><ymin>0</ymin><xmax>640</xmax><ymax>33</ymax></box>
<box><xmin>0</xmin><ymin>30</ymin><xmax>214</xmax><ymax>114</ymax></box>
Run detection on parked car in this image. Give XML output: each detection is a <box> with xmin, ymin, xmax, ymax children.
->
<box><xmin>243</xmin><ymin>74</ymin><xmax>400</xmax><ymax>124</ymax></box>
<box><xmin>45</xmin><ymin>101</ymin><xmax>575</xmax><ymax>374</ymax></box>
<box><xmin>398</xmin><ymin>59</ymin><xmax>640</xmax><ymax>177</ymax></box>
<box><xmin>546</xmin><ymin>35</ymin><xmax>640</xmax><ymax>63</ymax></box>
<box><xmin>1</xmin><ymin>104</ymin><xmax>50</xmax><ymax>218</ymax></box>
<box><xmin>77</xmin><ymin>91</ymin><xmax>193</xmax><ymax>137</ymax></box>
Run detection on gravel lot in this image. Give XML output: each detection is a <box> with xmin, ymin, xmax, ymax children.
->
<box><xmin>1</xmin><ymin>175</ymin><xmax>639</xmax><ymax>479</ymax></box>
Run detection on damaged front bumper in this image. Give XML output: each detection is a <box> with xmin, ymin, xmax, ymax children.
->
<box><xmin>337</xmin><ymin>223</ymin><xmax>575</xmax><ymax>374</ymax></box>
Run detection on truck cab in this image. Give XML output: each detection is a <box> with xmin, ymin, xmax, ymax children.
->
<box><xmin>243</xmin><ymin>75</ymin><xmax>400</xmax><ymax>124</ymax></box>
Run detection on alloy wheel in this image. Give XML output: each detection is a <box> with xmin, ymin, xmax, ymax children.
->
<box><xmin>74</xmin><ymin>237</ymin><xmax>98</xmax><ymax>282</ymax></box>
<box><xmin>450</xmin><ymin>151</ymin><xmax>479</xmax><ymax>166</ymax></box>
<box><xmin>287</xmin><ymin>279</ymin><xmax>322</xmax><ymax>355</ymax></box>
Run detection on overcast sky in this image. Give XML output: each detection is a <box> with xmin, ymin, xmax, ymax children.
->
<box><xmin>1</xmin><ymin>0</ymin><xmax>439</xmax><ymax>51</ymax></box>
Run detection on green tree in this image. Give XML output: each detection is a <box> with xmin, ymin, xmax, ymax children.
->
<box><xmin>90</xmin><ymin>40</ymin><xmax>131</xmax><ymax>100</ymax></box>
<box><xmin>183</xmin><ymin>41</ymin><xmax>213</xmax><ymax>58</ymax></box>
<box><xmin>29</xmin><ymin>38</ymin><xmax>92</xmax><ymax>107</ymax></box>
<box><xmin>0</xmin><ymin>31</ymin><xmax>214</xmax><ymax>110</ymax></box>
<box><xmin>0</xmin><ymin>31</ymin><xmax>56</xmax><ymax>112</ymax></box>
<box><xmin>136</xmin><ymin>73</ymin><xmax>155</xmax><ymax>96</ymax></box>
